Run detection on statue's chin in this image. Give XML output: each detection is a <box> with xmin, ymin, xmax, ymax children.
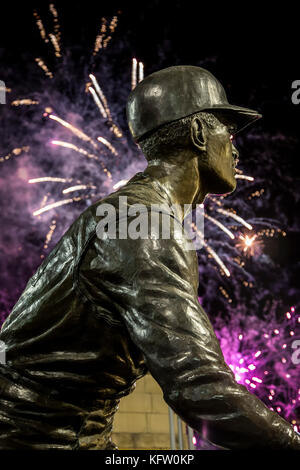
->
<box><xmin>206</xmin><ymin>173</ymin><xmax>237</xmax><ymax>196</ymax></box>
<box><xmin>198</xmin><ymin>163</ymin><xmax>237</xmax><ymax>197</ymax></box>
<box><xmin>220</xmin><ymin>178</ymin><xmax>237</xmax><ymax>195</ymax></box>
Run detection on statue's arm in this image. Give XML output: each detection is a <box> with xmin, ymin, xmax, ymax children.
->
<box><xmin>107</xmin><ymin>234</ymin><xmax>300</xmax><ymax>450</ymax></box>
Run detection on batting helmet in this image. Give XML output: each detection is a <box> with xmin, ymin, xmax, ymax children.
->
<box><xmin>126</xmin><ymin>65</ymin><xmax>262</xmax><ymax>142</ymax></box>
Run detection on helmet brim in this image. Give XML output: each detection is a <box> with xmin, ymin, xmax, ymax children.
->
<box><xmin>136</xmin><ymin>105</ymin><xmax>262</xmax><ymax>143</ymax></box>
<box><xmin>208</xmin><ymin>104</ymin><xmax>262</xmax><ymax>134</ymax></box>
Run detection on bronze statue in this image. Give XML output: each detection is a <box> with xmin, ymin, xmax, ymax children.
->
<box><xmin>0</xmin><ymin>66</ymin><xmax>299</xmax><ymax>450</ymax></box>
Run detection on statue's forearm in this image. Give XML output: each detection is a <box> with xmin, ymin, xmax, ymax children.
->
<box><xmin>122</xmin><ymin>301</ymin><xmax>300</xmax><ymax>450</ymax></box>
<box><xmin>161</xmin><ymin>354</ymin><xmax>300</xmax><ymax>450</ymax></box>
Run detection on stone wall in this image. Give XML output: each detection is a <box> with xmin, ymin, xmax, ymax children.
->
<box><xmin>112</xmin><ymin>373</ymin><xmax>188</xmax><ymax>450</ymax></box>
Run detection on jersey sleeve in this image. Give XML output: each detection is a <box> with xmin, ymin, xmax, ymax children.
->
<box><xmin>81</xmin><ymin>211</ymin><xmax>300</xmax><ymax>450</ymax></box>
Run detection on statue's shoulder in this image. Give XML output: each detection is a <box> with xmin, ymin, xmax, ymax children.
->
<box><xmin>89</xmin><ymin>175</ymin><xmax>166</xmax><ymax>217</ymax></box>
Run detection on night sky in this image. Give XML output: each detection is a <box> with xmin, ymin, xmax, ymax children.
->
<box><xmin>1</xmin><ymin>1</ymin><xmax>299</xmax><ymax>147</ymax></box>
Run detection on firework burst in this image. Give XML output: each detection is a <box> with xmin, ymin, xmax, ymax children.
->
<box><xmin>236</xmin><ymin>233</ymin><xmax>264</xmax><ymax>257</ymax></box>
<box><xmin>1</xmin><ymin>2</ymin><xmax>275</xmax><ymax>283</ymax></box>
<box><xmin>194</xmin><ymin>303</ymin><xmax>300</xmax><ymax>448</ymax></box>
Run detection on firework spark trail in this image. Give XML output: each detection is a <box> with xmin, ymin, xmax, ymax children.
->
<box><xmin>131</xmin><ymin>58</ymin><xmax>137</xmax><ymax>89</ymax></box>
<box><xmin>138</xmin><ymin>62</ymin><xmax>144</xmax><ymax>82</ymax></box>
<box><xmin>33</xmin><ymin>5</ymin><xmax>61</xmax><ymax>57</ymax></box>
<box><xmin>249</xmin><ymin>189</ymin><xmax>265</xmax><ymax>200</ymax></box>
<box><xmin>257</xmin><ymin>227</ymin><xmax>286</xmax><ymax>238</ymax></box>
<box><xmin>51</xmin><ymin>141</ymin><xmax>112</xmax><ymax>178</ymax></box>
<box><xmin>93</xmin><ymin>17</ymin><xmax>107</xmax><ymax>55</ymax></box>
<box><xmin>103</xmin><ymin>16</ymin><xmax>118</xmax><ymax>49</ymax></box>
<box><xmin>43</xmin><ymin>219</ymin><xmax>57</xmax><ymax>252</ymax></box>
<box><xmin>29</xmin><ymin>177</ymin><xmax>72</xmax><ymax>184</ymax></box>
<box><xmin>204</xmin><ymin>213</ymin><xmax>235</xmax><ymax>240</ymax></box>
<box><xmin>0</xmin><ymin>146</ymin><xmax>30</xmax><ymax>163</ymax></box>
<box><xmin>207</xmin><ymin>195</ymin><xmax>223</xmax><ymax>208</ymax></box>
<box><xmin>132</xmin><ymin>58</ymin><xmax>144</xmax><ymax>88</ymax></box>
<box><xmin>89</xmin><ymin>74</ymin><xmax>123</xmax><ymax>138</ymax></box>
<box><xmin>33</xmin><ymin>199</ymin><xmax>74</xmax><ymax>216</ymax></box>
<box><xmin>85</xmin><ymin>81</ymin><xmax>92</xmax><ymax>93</ymax></box>
<box><xmin>108</xmin><ymin>16</ymin><xmax>118</xmax><ymax>33</ymax></box>
<box><xmin>217</xmin><ymin>208</ymin><xmax>253</xmax><ymax>230</ymax></box>
<box><xmin>49</xmin><ymin>115</ymin><xmax>98</xmax><ymax>149</ymax></box>
<box><xmin>235</xmin><ymin>174</ymin><xmax>255</xmax><ymax>181</ymax></box>
<box><xmin>62</xmin><ymin>184</ymin><xmax>96</xmax><ymax>194</ymax></box>
<box><xmin>35</xmin><ymin>58</ymin><xmax>53</xmax><ymax>79</ymax></box>
<box><xmin>203</xmin><ymin>240</ymin><xmax>231</xmax><ymax>277</ymax></box>
<box><xmin>97</xmin><ymin>137</ymin><xmax>118</xmax><ymax>156</ymax></box>
<box><xmin>49</xmin><ymin>34</ymin><xmax>61</xmax><ymax>58</ymax></box>
<box><xmin>93</xmin><ymin>16</ymin><xmax>119</xmax><ymax>55</ymax></box>
<box><xmin>51</xmin><ymin>140</ymin><xmax>99</xmax><ymax>160</ymax></box>
<box><xmin>89</xmin><ymin>74</ymin><xmax>110</xmax><ymax>118</ymax></box>
<box><xmin>49</xmin><ymin>3</ymin><xmax>61</xmax><ymax>46</ymax></box>
<box><xmin>33</xmin><ymin>10</ymin><xmax>49</xmax><ymax>44</ymax></box>
<box><xmin>11</xmin><ymin>99</ymin><xmax>39</xmax><ymax>106</ymax></box>
<box><xmin>103</xmin><ymin>36</ymin><xmax>112</xmax><ymax>49</ymax></box>
<box><xmin>88</xmin><ymin>86</ymin><xmax>107</xmax><ymax>119</ymax></box>
<box><xmin>113</xmin><ymin>179</ymin><xmax>128</xmax><ymax>190</ymax></box>
<box><xmin>109</xmin><ymin>123</ymin><xmax>123</xmax><ymax>138</ymax></box>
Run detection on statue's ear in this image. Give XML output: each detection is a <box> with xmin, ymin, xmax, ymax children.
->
<box><xmin>190</xmin><ymin>116</ymin><xmax>206</xmax><ymax>152</ymax></box>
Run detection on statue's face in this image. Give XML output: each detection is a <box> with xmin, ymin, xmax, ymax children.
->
<box><xmin>200</xmin><ymin>114</ymin><xmax>239</xmax><ymax>195</ymax></box>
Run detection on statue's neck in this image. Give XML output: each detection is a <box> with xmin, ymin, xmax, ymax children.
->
<box><xmin>143</xmin><ymin>158</ymin><xmax>206</xmax><ymax>220</ymax></box>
